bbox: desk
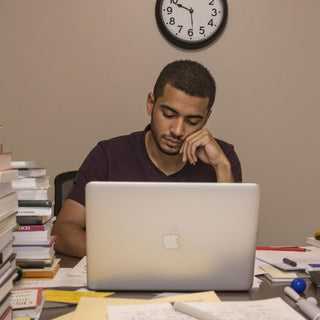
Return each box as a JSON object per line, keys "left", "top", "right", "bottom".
{"left": 38, "top": 254, "right": 320, "bottom": 320}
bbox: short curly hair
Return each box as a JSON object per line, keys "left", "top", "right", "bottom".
{"left": 153, "top": 60, "right": 216, "bottom": 110}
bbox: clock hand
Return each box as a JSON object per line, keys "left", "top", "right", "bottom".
{"left": 176, "top": 3, "right": 191, "bottom": 12}
{"left": 190, "top": 8, "right": 194, "bottom": 28}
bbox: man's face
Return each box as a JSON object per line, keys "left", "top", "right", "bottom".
{"left": 147, "top": 84, "right": 211, "bottom": 156}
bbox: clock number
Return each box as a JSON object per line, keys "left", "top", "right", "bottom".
{"left": 166, "top": 6, "right": 173, "bottom": 14}
{"left": 177, "top": 25, "right": 183, "bottom": 33}
{"left": 211, "top": 9, "right": 217, "bottom": 16}
{"left": 199, "top": 26, "right": 205, "bottom": 35}
{"left": 208, "top": 19, "right": 213, "bottom": 27}
{"left": 209, "top": 0, "right": 215, "bottom": 4}
{"left": 169, "top": 17, "right": 175, "bottom": 25}
{"left": 188, "top": 29, "right": 193, "bottom": 37}
{"left": 170, "top": 0, "right": 178, "bottom": 4}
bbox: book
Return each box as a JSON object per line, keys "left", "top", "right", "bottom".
{"left": 16, "top": 215, "right": 52, "bottom": 225}
{"left": 0, "top": 154, "right": 11, "bottom": 171}
{"left": 0, "top": 169, "right": 18, "bottom": 183}
{"left": 0, "top": 229, "right": 14, "bottom": 252}
{"left": 11, "top": 161, "right": 38, "bottom": 169}
{"left": 13, "top": 243, "right": 55, "bottom": 260}
{"left": 18, "top": 199, "right": 53, "bottom": 207}
{"left": 17, "top": 206, "right": 53, "bottom": 216}
{"left": 0, "top": 294, "right": 11, "bottom": 319}
{"left": 307, "top": 237, "right": 320, "bottom": 248}
{"left": 0, "top": 241, "right": 14, "bottom": 265}
{"left": 12, "top": 176, "right": 50, "bottom": 190}
{"left": 22, "top": 258, "right": 60, "bottom": 278}
{"left": 0, "top": 271, "right": 16, "bottom": 302}
{"left": 16, "top": 256, "right": 55, "bottom": 268}
{"left": 13, "top": 234, "right": 57, "bottom": 246}
{"left": 0, "top": 213, "right": 16, "bottom": 235}
{"left": 17, "top": 199, "right": 53, "bottom": 216}
{"left": 11, "top": 287, "right": 45, "bottom": 320}
{"left": 0, "top": 192, "right": 18, "bottom": 219}
{"left": 16, "top": 188, "right": 52, "bottom": 201}
{"left": 13, "top": 228, "right": 52, "bottom": 244}
{"left": 15, "top": 217, "right": 55, "bottom": 232}
{"left": 260, "top": 264, "right": 309, "bottom": 283}
{"left": 0, "top": 182, "right": 13, "bottom": 199}
{"left": 17, "top": 168, "right": 46, "bottom": 178}
{"left": 11, "top": 287, "right": 42, "bottom": 309}
{"left": 0, "top": 254, "right": 16, "bottom": 279}
{"left": 0, "top": 306, "right": 12, "bottom": 320}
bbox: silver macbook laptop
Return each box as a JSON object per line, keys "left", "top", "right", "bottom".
{"left": 86, "top": 182, "right": 260, "bottom": 291}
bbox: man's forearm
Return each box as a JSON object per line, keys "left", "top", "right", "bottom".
{"left": 214, "top": 160, "right": 234, "bottom": 182}
{"left": 53, "top": 222, "right": 86, "bottom": 258}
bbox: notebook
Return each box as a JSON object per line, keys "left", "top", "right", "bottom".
{"left": 86, "top": 182, "right": 260, "bottom": 291}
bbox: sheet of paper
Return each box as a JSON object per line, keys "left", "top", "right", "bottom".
{"left": 107, "top": 298, "right": 305, "bottom": 320}
{"left": 108, "top": 303, "right": 192, "bottom": 320}
{"left": 69, "top": 256, "right": 87, "bottom": 277}
{"left": 72, "top": 291, "right": 220, "bottom": 320}
{"left": 43, "top": 289, "right": 114, "bottom": 304}
{"left": 256, "top": 246, "right": 320, "bottom": 270}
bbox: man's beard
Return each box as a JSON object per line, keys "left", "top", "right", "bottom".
{"left": 150, "top": 123, "right": 182, "bottom": 156}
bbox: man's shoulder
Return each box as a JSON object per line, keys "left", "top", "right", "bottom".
{"left": 215, "top": 137, "right": 235, "bottom": 151}
{"left": 97, "top": 129, "right": 145, "bottom": 150}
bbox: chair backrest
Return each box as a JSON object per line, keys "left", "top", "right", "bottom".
{"left": 54, "top": 170, "right": 78, "bottom": 216}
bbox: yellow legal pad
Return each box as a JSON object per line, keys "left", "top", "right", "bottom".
{"left": 43, "top": 290, "right": 114, "bottom": 304}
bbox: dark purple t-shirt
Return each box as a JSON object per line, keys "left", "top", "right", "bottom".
{"left": 68, "top": 126, "right": 242, "bottom": 206}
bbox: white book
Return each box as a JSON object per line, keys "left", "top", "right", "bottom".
{"left": 0, "top": 169, "right": 18, "bottom": 183}
{"left": 16, "top": 188, "right": 52, "bottom": 201}
{"left": 0, "top": 182, "right": 13, "bottom": 199}
{"left": 17, "top": 168, "right": 46, "bottom": 178}
{"left": 11, "top": 161, "right": 39, "bottom": 169}
{"left": 0, "top": 192, "right": 18, "bottom": 220}
{"left": 12, "top": 176, "right": 50, "bottom": 190}
{"left": 17, "top": 206, "right": 53, "bottom": 216}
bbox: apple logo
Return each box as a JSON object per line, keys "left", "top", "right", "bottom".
{"left": 162, "top": 233, "right": 180, "bottom": 250}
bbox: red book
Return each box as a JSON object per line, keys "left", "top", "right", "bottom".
{"left": 15, "top": 217, "right": 55, "bottom": 232}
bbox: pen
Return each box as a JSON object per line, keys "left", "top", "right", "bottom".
{"left": 283, "top": 257, "right": 297, "bottom": 267}
{"left": 173, "top": 302, "right": 221, "bottom": 320}
{"left": 256, "top": 246, "right": 308, "bottom": 252}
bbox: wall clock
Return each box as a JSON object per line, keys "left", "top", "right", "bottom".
{"left": 155, "top": 0, "right": 228, "bottom": 50}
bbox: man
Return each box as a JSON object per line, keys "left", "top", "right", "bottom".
{"left": 52, "top": 60, "right": 242, "bottom": 258}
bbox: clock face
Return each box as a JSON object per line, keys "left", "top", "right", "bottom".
{"left": 155, "top": 0, "right": 228, "bottom": 50}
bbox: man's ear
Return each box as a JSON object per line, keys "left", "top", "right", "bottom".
{"left": 146, "top": 92, "right": 154, "bottom": 116}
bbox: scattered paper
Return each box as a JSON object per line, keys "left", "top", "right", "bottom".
{"left": 43, "top": 289, "right": 114, "bottom": 304}
{"left": 107, "top": 298, "right": 305, "bottom": 320}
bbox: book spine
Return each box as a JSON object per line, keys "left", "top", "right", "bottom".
{"left": 16, "top": 216, "right": 45, "bottom": 225}
{"left": 16, "top": 225, "right": 47, "bottom": 231}
{"left": 18, "top": 200, "right": 52, "bottom": 207}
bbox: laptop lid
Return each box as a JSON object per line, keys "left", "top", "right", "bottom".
{"left": 86, "top": 182, "right": 260, "bottom": 291}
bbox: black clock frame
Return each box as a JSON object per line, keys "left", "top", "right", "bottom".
{"left": 155, "top": 0, "right": 228, "bottom": 50}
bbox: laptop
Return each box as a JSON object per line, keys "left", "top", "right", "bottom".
{"left": 86, "top": 182, "right": 260, "bottom": 291}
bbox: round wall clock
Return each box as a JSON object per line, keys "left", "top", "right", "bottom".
{"left": 155, "top": 0, "right": 228, "bottom": 50}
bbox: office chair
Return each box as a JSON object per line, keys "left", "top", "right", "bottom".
{"left": 54, "top": 170, "right": 78, "bottom": 216}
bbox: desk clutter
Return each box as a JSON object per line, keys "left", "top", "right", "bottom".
{"left": 1, "top": 123, "right": 320, "bottom": 320}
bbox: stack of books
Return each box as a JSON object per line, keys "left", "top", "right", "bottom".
{"left": 11, "top": 161, "right": 59, "bottom": 278}
{"left": 0, "top": 143, "right": 19, "bottom": 319}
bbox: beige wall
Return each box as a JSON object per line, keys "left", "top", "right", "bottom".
{"left": 1, "top": 0, "right": 320, "bottom": 246}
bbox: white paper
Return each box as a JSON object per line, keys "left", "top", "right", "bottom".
{"left": 107, "top": 298, "right": 305, "bottom": 320}
{"left": 255, "top": 246, "right": 320, "bottom": 270}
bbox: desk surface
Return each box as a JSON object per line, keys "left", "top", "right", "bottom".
{"left": 38, "top": 254, "right": 320, "bottom": 320}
